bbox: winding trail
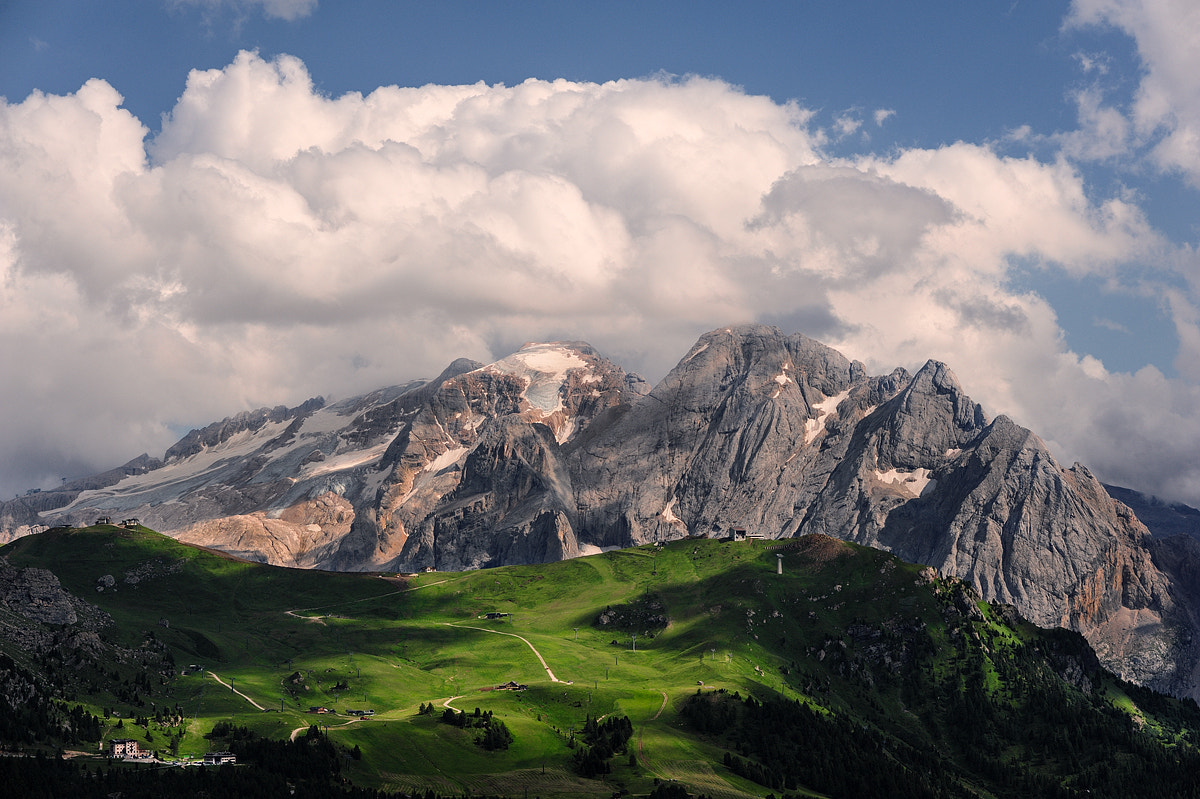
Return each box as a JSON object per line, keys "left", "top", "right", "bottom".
{"left": 209, "top": 671, "right": 265, "bottom": 711}
{"left": 443, "top": 623, "right": 564, "bottom": 683}
{"left": 289, "top": 716, "right": 362, "bottom": 741}
{"left": 651, "top": 690, "right": 668, "bottom": 720}
{"left": 284, "top": 578, "right": 451, "bottom": 621}
{"left": 284, "top": 609, "right": 326, "bottom": 624}
{"left": 637, "top": 691, "right": 670, "bottom": 769}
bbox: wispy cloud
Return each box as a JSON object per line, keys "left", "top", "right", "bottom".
{"left": 168, "top": 0, "right": 317, "bottom": 22}
{"left": 1056, "top": 85, "right": 1132, "bottom": 161}
{"left": 1094, "top": 316, "right": 1131, "bottom": 333}
{"left": 833, "top": 112, "right": 862, "bottom": 139}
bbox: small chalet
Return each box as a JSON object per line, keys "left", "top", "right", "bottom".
{"left": 721, "top": 525, "right": 766, "bottom": 542}
{"left": 121, "top": 518, "right": 141, "bottom": 528}
{"left": 95, "top": 516, "right": 113, "bottom": 526}
{"left": 308, "top": 706, "right": 332, "bottom": 714}
{"left": 202, "top": 751, "right": 237, "bottom": 765}
{"left": 346, "top": 708, "right": 375, "bottom": 717}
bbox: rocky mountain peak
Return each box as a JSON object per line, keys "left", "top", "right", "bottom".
{"left": 8, "top": 325, "right": 1200, "bottom": 698}
{"left": 165, "top": 396, "right": 326, "bottom": 461}
{"left": 667, "top": 324, "right": 862, "bottom": 397}
{"left": 870, "top": 359, "right": 989, "bottom": 469}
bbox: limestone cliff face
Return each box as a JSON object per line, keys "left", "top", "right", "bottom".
{"left": 329, "top": 341, "right": 634, "bottom": 571}
{"left": 8, "top": 324, "right": 1200, "bottom": 696}
{"left": 388, "top": 418, "right": 580, "bottom": 571}
{"left": 568, "top": 326, "right": 869, "bottom": 545}
{"left": 563, "top": 328, "right": 1198, "bottom": 697}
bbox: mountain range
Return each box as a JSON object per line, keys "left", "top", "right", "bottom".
{"left": 4, "top": 324, "right": 1200, "bottom": 699}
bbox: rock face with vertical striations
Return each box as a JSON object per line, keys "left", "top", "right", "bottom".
{"left": 0, "top": 557, "right": 100, "bottom": 627}
{"left": 5, "top": 324, "right": 1200, "bottom": 697}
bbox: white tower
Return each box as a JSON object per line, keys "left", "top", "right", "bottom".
{"left": 777, "top": 554, "right": 783, "bottom": 575}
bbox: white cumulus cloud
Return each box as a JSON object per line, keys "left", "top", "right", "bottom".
{"left": 1, "top": 50, "right": 1199, "bottom": 511}
{"left": 1068, "top": 0, "right": 1200, "bottom": 186}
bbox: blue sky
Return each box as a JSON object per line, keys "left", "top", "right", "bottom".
{"left": 1, "top": 0, "right": 1199, "bottom": 509}
{"left": 5, "top": 3, "right": 1087, "bottom": 153}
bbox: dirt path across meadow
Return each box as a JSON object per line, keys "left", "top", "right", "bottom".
{"left": 443, "top": 623, "right": 565, "bottom": 683}
{"left": 284, "top": 578, "right": 451, "bottom": 621}
{"left": 289, "top": 716, "right": 362, "bottom": 741}
{"left": 209, "top": 671, "right": 266, "bottom": 711}
{"left": 637, "top": 691, "right": 669, "bottom": 768}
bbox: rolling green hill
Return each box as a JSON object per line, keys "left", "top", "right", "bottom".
{"left": 3, "top": 525, "right": 1200, "bottom": 798}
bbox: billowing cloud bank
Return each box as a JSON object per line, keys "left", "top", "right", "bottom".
{"left": 2, "top": 49, "right": 1199, "bottom": 507}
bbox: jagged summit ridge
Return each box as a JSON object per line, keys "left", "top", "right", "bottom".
{"left": 3, "top": 324, "right": 1200, "bottom": 698}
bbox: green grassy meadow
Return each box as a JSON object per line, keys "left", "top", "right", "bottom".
{"left": 6, "top": 524, "right": 1200, "bottom": 798}
{"left": 7, "top": 526, "right": 865, "bottom": 796}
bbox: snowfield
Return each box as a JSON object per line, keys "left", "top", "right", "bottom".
{"left": 481, "top": 343, "right": 590, "bottom": 413}
{"left": 874, "top": 467, "right": 937, "bottom": 497}
{"left": 803, "top": 389, "right": 851, "bottom": 445}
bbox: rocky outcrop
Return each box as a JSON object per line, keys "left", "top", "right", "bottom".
{"left": 173, "top": 491, "right": 354, "bottom": 567}
{"left": 0, "top": 556, "right": 176, "bottom": 719}
{"left": 1, "top": 560, "right": 79, "bottom": 625}
{"left": 0, "top": 557, "right": 113, "bottom": 640}
{"left": 392, "top": 418, "right": 580, "bottom": 571}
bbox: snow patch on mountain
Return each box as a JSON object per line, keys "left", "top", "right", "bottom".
{"left": 49, "top": 422, "right": 292, "bottom": 515}
{"left": 422, "top": 446, "right": 470, "bottom": 475}
{"left": 683, "top": 341, "right": 709, "bottom": 363}
{"left": 874, "top": 467, "right": 936, "bottom": 497}
{"left": 297, "top": 405, "right": 367, "bottom": 436}
{"left": 661, "top": 497, "right": 686, "bottom": 527}
{"left": 803, "top": 389, "right": 851, "bottom": 444}
{"left": 480, "top": 343, "right": 590, "bottom": 413}
{"left": 302, "top": 441, "right": 391, "bottom": 478}
{"left": 555, "top": 417, "right": 578, "bottom": 444}
{"left": 573, "top": 543, "right": 623, "bottom": 558}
